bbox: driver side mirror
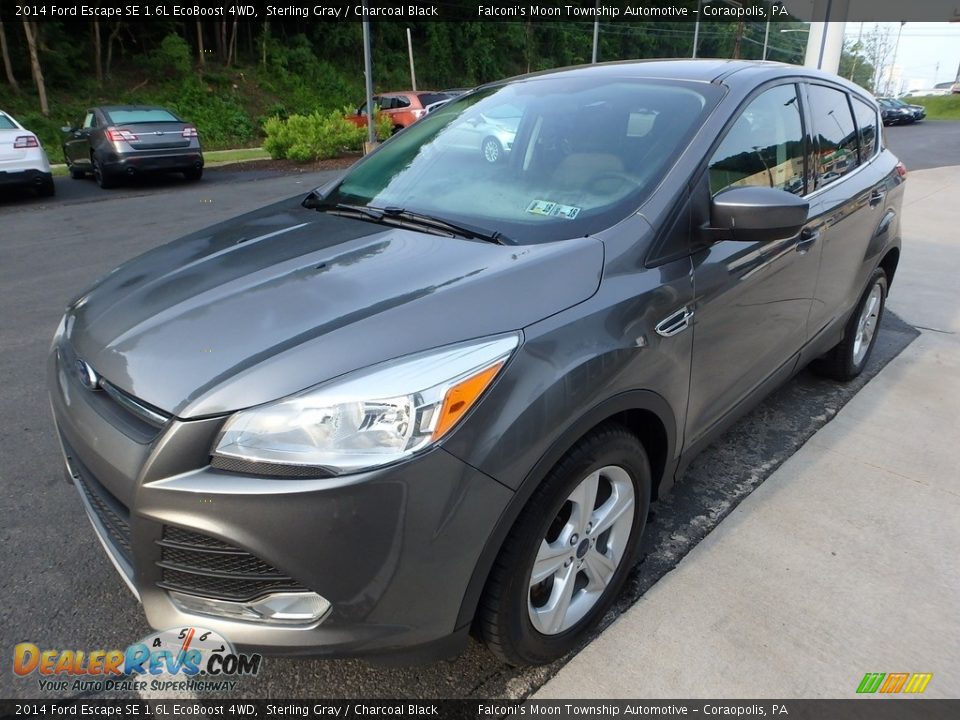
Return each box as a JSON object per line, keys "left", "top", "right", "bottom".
{"left": 705, "top": 186, "right": 809, "bottom": 243}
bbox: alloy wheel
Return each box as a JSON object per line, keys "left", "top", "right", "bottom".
{"left": 852, "top": 281, "right": 882, "bottom": 365}
{"left": 527, "top": 465, "right": 635, "bottom": 635}
{"left": 482, "top": 138, "right": 501, "bottom": 163}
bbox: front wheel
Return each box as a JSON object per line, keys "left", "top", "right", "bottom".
{"left": 183, "top": 167, "right": 203, "bottom": 181}
{"left": 813, "top": 268, "right": 888, "bottom": 381}
{"left": 478, "top": 424, "right": 651, "bottom": 666}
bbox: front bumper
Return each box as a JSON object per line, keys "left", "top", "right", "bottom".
{"left": 0, "top": 168, "right": 52, "bottom": 189}
{"left": 48, "top": 344, "right": 513, "bottom": 658}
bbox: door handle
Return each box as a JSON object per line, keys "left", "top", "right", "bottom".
{"left": 796, "top": 227, "right": 820, "bottom": 253}
{"left": 869, "top": 189, "right": 886, "bottom": 207}
{"left": 655, "top": 306, "right": 694, "bottom": 337}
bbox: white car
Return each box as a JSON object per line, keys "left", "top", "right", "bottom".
{"left": 0, "top": 110, "right": 54, "bottom": 196}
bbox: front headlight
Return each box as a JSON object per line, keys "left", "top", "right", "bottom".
{"left": 212, "top": 333, "right": 520, "bottom": 475}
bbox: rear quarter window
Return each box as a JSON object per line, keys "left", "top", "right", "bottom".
{"left": 0, "top": 114, "right": 17, "bottom": 130}
{"left": 852, "top": 97, "right": 879, "bottom": 163}
{"left": 417, "top": 93, "right": 455, "bottom": 107}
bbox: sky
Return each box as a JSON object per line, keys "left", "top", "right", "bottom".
{"left": 845, "top": 22, "right": 960, "bottom": 89}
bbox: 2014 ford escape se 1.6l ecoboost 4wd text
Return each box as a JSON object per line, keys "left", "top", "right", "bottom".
{"left": 49, "top": 61, "right": 904, "bottom": 666}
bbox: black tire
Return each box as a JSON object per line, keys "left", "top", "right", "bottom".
{"left": 481, "top": 136, "right": 503, "bottom": 164}
{"left": 812, "top": 267, "right": 888, "bottom": 381}
{"left": 183, "top": 167, "right": 203, "bottom": 181}
{"left": 37, "top": 177, "right": 55, "bottom": 197}
{"left": 68, "top": 164, "right": 85, "bottom": 180}
{"left": 92, "top": 155, "right": 118, "bottom": 189}
{"left": 478, "top": 423, "right": 651, "bottom": 666}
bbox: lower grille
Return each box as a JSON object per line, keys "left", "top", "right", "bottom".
{"left": 156, "top": 526, "right": 306, "bottom": 602}
{"left": 69, "top": 449, "right": 133, "bottom": 565}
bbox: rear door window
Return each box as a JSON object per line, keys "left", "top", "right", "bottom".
{"left": 851, "top": 97, "right": 879, "bottom": 163}
{"left": 709, "top": 83, "right": 806, "bottom": 196}
{"left": 807, "top": 85, "right": 858, "bottom": 189}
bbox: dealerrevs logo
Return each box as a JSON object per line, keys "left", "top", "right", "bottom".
{"left": 13, "top": 627, "right": 261, "bottom": 693}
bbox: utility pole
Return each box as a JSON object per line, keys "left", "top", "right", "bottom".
{"left": 406, "top": 27, "right": 417, "bottom": 90}
{"left": 762, "top": 18, "right": 770, "bottom": 61}
{"left": 591, "top": 0, "right": 599, "bottom": 63}
{"left": 592, "top": 20, "right": 599, "bottom": 63}
{"left": 362, "top": 1, "right": 376, "bottom": 149}
{"left": 888, "top": 21, "right": 905, "bottom": 95}
{"left": 692, "top": 0, "right": 701, "bottom": 58}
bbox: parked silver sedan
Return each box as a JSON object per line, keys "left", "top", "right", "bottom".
{"left": 435, "top": 103, "right": 522, "bottom": 163}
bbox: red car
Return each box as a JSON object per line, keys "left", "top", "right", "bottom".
{"left": 346, "top": 91, "right": 457, "bottom": 134}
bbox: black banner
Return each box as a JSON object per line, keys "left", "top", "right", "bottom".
{"left": 2, "top": 0, "right": 959, "bottom": 24}
{"left": 2, "top": 700, "right": 960, "bottom": 720}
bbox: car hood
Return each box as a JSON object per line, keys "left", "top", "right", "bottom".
{"left": 67, "top": 198, "right": 603, "bottom": 418}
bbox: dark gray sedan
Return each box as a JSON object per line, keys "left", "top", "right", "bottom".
{"left": 62, "top": 105, "right": 203, "bottom": 188}
{"left": 49, "top": 61, "right": 903, "bottom": 666}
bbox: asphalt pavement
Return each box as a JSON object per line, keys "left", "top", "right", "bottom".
{"left": 0, "top": 123, "right": 953, "bottom": 700}
{"left": 883, "top": 119, "right": 960, "bottom": 170}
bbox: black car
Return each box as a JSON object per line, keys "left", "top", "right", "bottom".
{"left": 878, "top": 97, "right": 926, "bottom": 122}
{"left": 49, "top": 61, "right": 904, "bottom": 666}
{"left": 62, "top": 105, "right": 203, "bottom": 188}
{"left": 877, "top": 97, "right": 916, "bottom": 125}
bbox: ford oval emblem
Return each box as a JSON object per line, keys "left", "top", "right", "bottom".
{"left": 75, "top": 359, "right": 99, "bottom": 391}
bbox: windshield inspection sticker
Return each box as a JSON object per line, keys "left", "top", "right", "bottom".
{"left": 526, "top": 199, "right": 581, "bottom": 219}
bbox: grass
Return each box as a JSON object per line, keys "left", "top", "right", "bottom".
{"left": 902, "top": 94, "right": 960, "bottom": 121}
{"left": 203, "top": 147, "right": 269, "bottom": 165}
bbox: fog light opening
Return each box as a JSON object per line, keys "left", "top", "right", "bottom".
{"left": 169, "top": 590, "right": 331, "bottom": 625}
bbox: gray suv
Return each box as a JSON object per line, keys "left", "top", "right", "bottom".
{"left": 49, "top": 61, "right": 903, "bottom": 666}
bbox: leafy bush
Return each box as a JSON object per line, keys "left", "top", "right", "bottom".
{"left": 264, "top": 110, "right": 366, "bottom": 162}
{"left": 147, "top": 34, "right": 192, "bottom": 80}
{"left": 375, "top": 111, "right": 394, "bottom": 142}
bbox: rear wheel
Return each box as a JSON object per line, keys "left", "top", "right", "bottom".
{"left": 478, "top": 424, "right": 651, "bottom": 666}
{"left": 482, "top": 137, "right": 503, "bottom": 164}
{"left": 813, "top": 268, "right": 888, "bottom": 381}
{"left": 92, "top": 155, "right": 118, "bottom": 189}
{"left": 68, "top": 163, "right": 85, "bottom": 180}
{"left": 183, "top": 167, "right": 203, "bottom": 181}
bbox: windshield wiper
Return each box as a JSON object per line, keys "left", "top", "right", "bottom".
{"left": 307, "top": 198, "right": 509, "bottom": 245}
{"left": 379, "top": 206, "right": 509, "bottom": 245}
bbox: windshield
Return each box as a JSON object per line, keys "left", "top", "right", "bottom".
{"left": 327, "top": 76, "right": 718, "bottom": 244}
{"left": 106, "top": 108, "right": 180, "bottom": 124}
